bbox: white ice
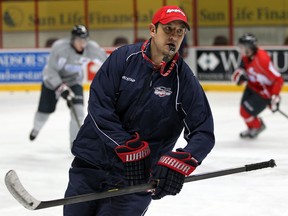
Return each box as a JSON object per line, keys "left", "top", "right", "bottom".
{"left": 0, "top": 90, "right": 287, "bottom": 216}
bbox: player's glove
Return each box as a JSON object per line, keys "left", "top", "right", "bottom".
{"left": 151, "top": 151, "right": 198, "bottom": 200}
{"left": 55, "top": 83, "right": 74, "bottom": 100}
{"left": 115, "top": 132, "right": 151, "bottom": 186}
{"left": 270, "top": 94, "right": 281, "bottom": 112}
{"left": 232, "top": 68, "right": 248, "bottom": 85}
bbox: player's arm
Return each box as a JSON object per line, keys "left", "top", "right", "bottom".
{"left": 265, "top": 61, "right": 284, "bottom": 95}
{"left": 269, "top": 73, "right": 284, "bottom": 112}
{"left": 88, "top": 48, "right": 133, "bottom": 148}
{"left": 43, "top": 48, "right": 73, "bottom": 100}
{"left": 89, "top": 40, "right": 108, "bottom": 63}
{"left": 231, "top": 60, "right": 248, "bottom": 85}
{"left": 152, "top": 71, "right": 215, "bottom": 200}
{"left": 262, "top": 59, "right": 284, "bottom": 112}
{"left": 177, "top": 79, "right": 215, "bottom": 163}
{"left": 88, "top": 48, "right": 152, "bottom": 185}
{"left": 84, "top": 41, "right": 109, "bottom": 78}
{"left": 43, "top": 44, "right": 65, "bottom": 90}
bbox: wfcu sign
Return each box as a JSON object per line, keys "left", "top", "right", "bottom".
{"left": 196, "top": 47, "right": 288, "bottom": 81}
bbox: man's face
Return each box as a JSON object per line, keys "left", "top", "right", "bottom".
{"left": 72, "top": 37, "right": 88, "bottom": 52}
{"left": 150, "top": 21, "right": 186, "bottom": 56}
{"left": 238, "top": 44, "right": 253, "bottom": 57}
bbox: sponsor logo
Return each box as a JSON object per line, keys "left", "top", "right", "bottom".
{"left": 197, "top": 52, "right": 220, "bottom": 71}
{"left": 122, "top": 75, "right": 135, "bottom": 82}
{"left": 125, "top": 147, "right": 150, "bottom": 162}
{"left": 3, "top": 7, "right": 24, "bottom": 28}
{"left": 154, "top": 86, "right": 172, "bottom": 97}
{"left": 158, "top": 156, "right": 191, "bottom": 174}
{"left": 166, "top": 9, "right": 185, "bottom": 17}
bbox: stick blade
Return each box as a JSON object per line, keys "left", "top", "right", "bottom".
{"left": 5, "top": 170, "right": 41, "bottom": 210}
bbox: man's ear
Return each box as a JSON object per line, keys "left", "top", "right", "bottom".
{"left": 149, "top": 23, "right": 156, "bottom": 37}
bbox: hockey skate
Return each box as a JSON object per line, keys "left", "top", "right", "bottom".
{"left": 240, "top": 120, "right": 266, "bottom": 139}
{"left": 29, "top": 129, "right": 39, "bottom": 141}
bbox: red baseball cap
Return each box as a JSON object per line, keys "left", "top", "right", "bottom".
{"left": 152, "top": 6, "right": 190, "bottom": 31}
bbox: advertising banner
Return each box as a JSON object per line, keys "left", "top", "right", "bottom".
{"left": 0, "top": 49, "right": 114, "bottom": 84}
{"left": 3, "top": 0, "right": 288, "bottom": 32}
{"left": 1, "top": 47, "right": 287, "bottom": 87}
{"left": 0, "top": 50, "right": 49, "bottom": 83}
{"left": 196, "top": 47, "right": 288, "bottom": 81}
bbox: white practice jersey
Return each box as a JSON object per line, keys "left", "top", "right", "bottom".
{"left": 43, "top": 38, "right": 107, "bottom": 90}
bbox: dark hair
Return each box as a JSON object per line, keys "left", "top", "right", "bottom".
{"left": 213, "top": 35, "right": 228, "bottom": 46}
{"left": 113, "top": 37, "right": 129, "bottom": 46}
{"left": 154, "top": 22, "right": 160, "bottom": 32}
{"left": 284, "top": 36, "right": 288, "bottom": 45}
{"left": 45, "top": 38, "right": 58, "bottom": 48}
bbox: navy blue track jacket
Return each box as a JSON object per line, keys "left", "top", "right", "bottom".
{"left": 72, "top": 41, "right": 215, "bottom": 168}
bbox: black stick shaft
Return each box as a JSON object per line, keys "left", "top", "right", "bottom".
{"left": 67, "top": 99, "right": 81, "bottom": 128}
{"left": 36, "top": 159, "right": 276, "bottom": 209}
{"left": 184, "top": 167, "right": 245, "bottom": 183}
{"left": 185, "top": 159, "right": 276, "bottom": 183}
{"left": 278, "top": 109, "right": 288, "bottom": 119}
{"left": 38, "top": 184, "right": 154, "bottom": 209}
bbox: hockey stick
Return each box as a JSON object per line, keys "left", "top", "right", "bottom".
{"left": 277, "top": 109, "right": 288, "bottom": 119}
{"left": 5, "top": 159, "right": 276, "bottom": 210}
{"left": 67, "top": 97, "right": 81, "bottom": 129}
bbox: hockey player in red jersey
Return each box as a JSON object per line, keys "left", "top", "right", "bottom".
{"left": 232, "top": 33, "right": 284, "bottom": 138}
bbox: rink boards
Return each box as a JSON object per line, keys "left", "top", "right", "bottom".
{"left": 0, "top": 46, "right": 287, "bottom": 92}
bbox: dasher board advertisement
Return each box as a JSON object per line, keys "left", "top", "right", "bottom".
{"left": 196, "top": 47, "right": 288, "bottom": 81}
{"left": 0, "top": 50, "right": 49, "bottom": 83}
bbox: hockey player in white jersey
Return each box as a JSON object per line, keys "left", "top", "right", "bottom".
{"left": 29, "top": 25, "right": 107, "bottom": 146}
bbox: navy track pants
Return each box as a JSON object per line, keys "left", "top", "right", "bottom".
{"left": 64, "top": 157, "right": 152, "bottom": 216}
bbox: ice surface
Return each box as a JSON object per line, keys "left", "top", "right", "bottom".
{"left": 0, "top": 90, "right": 287, "bottom": 216}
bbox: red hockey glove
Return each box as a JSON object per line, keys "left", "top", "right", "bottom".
{"left": 115, "top": 132, "right": 151, "bottom": 186}
{"left": 270, "top": 94, "right": 281, "bottom": 112}
{"left": 151, "top": 151, "right": 198, "bottom": 200}
{"left": 232, "top": 68, "right": 248, "bottom": 85}
{"left": 55, "top": 83, "right": 74, "bottom": 100}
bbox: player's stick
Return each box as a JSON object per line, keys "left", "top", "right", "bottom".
{"left": 5, "top": 159, "right": 276, "bottom": 211}
{"left": 67, "top": 97, "right": 81, "bottom": 129}
{"left": 278, "top": 109, "right": 288, "bottom": 119}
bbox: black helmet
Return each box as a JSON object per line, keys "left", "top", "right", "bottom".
{"left": 238, "top": 33, "right": 257, "bottom": 52}
{"left": 71, "top": 25, "right": 89, "bottom": 39}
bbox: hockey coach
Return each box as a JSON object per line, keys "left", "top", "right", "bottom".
{"left": 64, "top": 5, "right": 215, "bottom": 216}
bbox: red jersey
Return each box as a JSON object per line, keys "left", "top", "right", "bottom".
{"left": 242, "top": 48, "right": 284, "bottom": 99}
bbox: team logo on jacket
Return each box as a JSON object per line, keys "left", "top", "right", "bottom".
{"left": 154, "top": 86, "right": 172, "bottom": 97}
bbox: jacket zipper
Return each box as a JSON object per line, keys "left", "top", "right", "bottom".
{"left": 126, "top": 71, "right": 156, "bottom": 129}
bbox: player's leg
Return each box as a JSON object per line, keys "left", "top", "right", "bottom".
{"left": 63, "top": 157, "right": 123, "bottom": 216}
{"left": 239, "top": 87, "right": 270, "bottom": 138}
{"left": 63, "top": 168, "right": 106, "bottom": 216}
{"left": 29, "top": 83, "right": 58, "bottom": 141}
{"left": 69, "top": 84, "right": 84, "bottom": 147}
{"left": 64, "top": 157, "right": 151, "bottom": 216}
{"left": 65, "top": 187, "right": 151, "bottom": 216}
{"left": 97, "top": 192, "right": 151, "bottom": 216}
